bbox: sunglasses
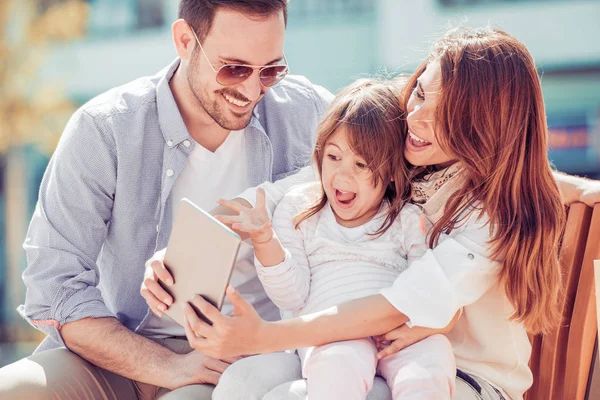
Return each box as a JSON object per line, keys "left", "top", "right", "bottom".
{"left": 189, "top": 24, "right": 289, "bottom": 87}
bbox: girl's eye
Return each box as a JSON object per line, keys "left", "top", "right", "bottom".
{"left": 412, "top": 87, "right": 425, "bottom": 100}
{"left": 356, "top": 162, "right": 367, "bottom": 169}
{"left": 327, "top": 154, "right": 339, "bottom": 161}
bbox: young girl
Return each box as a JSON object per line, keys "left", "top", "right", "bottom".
{"left": 212, "top": 78, "right": 456, "bottom": 399}
{"left": 179, "top": 27, "right": 571, "bottom": 400}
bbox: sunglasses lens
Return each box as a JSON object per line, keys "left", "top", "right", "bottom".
{"left": 217, "top": 65, "right": 253, "bottom": 86}
{"left": 259, "top": 65, "right": 289, "bottom": 87}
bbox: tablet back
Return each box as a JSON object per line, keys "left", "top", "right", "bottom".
{"left": 162, "top": 198, "right": 241, "bottom": 327}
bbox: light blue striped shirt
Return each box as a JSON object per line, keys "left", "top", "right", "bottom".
{"left": 18, "top": 58, "right": 333, "bottom": 352}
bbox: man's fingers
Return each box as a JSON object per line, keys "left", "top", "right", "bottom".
{"left": 151, "top": 260, "right": 174, "bottom": 287}
{"left": 143, "top": 279, "right": 173, "bottom": 307}
{"left": 204, "top": 358, "right": 230, "bottom": 374}
{"left": 140, "top": 288, "right": 166, "bottom": 317}
{"left": 201, "top": 368, "right": 222, "bottom": 386}
{"left": 221, "top": 356, "right": 243, "bottom": 364}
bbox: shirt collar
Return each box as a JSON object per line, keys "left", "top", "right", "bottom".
{"left": 156, "top": 58, "right": 263, "bottom": 146}
{"left": 156, "top": 58, "right": 191, "bottom": 147}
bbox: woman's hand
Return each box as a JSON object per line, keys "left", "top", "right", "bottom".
{"left": 580, "top": 179, "right": 600, "bottom": 207}
{"left": 216, "top": 188, "right": 273, "bottom": 244}
{"left": 374, "top": 309, "right": 461, "bottom": 359}
{"left": 374, "top": 325, "right": 446, "bottom": 360}
{"left": 182, "top": 286, "right": 269, "bottom": 359}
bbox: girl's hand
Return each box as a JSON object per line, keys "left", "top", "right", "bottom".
{"left": 374, "top": 309, "right": 461, "bottom": 359}
{"left": 182, "top": 286, "right": 269, "bottom": 359}
{"left": 216, "top": 188, "right": 273, "bottom": 244}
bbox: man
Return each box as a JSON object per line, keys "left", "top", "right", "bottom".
{"left": 0, "top": 1, "right": 333, "bottom": 398}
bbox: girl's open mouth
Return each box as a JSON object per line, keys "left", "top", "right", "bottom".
{"left": 335, "top": 189, "right": 357, "bottom": 208}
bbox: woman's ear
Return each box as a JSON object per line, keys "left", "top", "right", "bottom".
{"left": 172, "top": 19, "right": 196, "bottom": 61}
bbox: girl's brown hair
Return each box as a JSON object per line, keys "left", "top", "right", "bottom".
{"left": 296, "top": 78, "right": 411, "bottom": 235}
{"left": 401, "top": 27, "right": 566, "bottom": 334}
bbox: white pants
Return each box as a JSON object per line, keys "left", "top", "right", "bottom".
{"left": 213, "top": 334, "right": 456, "bottom": 400}
{"left": 298, "top": 335, "right": 455, "bottom": 400}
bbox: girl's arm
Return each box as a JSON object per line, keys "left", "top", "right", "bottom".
{"left": 217, "top": 189, "right": 311, "bottom": 311}
{"left": 254, "top": 192, "right": 311, "bottom": 311}
{"left": 182, "top": 212, "right": 499, "bottom": 359}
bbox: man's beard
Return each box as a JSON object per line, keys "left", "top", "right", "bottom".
{"left": 187, "top": 57, "right": 262, "bottom": 131}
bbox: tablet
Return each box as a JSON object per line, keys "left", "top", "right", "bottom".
{"left": 161, "top": 198, "right": 241, "bottom": 327}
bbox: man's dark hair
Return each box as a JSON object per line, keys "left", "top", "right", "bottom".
{"left": 178, "top": 0, "right": 288, "bottom": 43}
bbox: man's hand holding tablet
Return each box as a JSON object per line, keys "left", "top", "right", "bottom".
{"left": 140, "top": 198, "right": 243, "bottom": 325}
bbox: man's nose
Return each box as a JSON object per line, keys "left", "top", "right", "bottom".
{"left": 236, "top": 71, "right": 263, "bottom": 102}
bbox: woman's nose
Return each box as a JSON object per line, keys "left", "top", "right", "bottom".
{"left": 408, "top": 106, "right": 429, "bottom": 129}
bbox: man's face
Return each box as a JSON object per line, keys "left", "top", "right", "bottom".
{"left": 187, "top": 9, "right": 286, "bottom": 131}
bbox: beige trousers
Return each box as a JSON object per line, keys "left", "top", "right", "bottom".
{"left": 0, "top": 338, "right": 213, "bottom": 400}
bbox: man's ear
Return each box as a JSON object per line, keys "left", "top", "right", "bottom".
{"left": 172, "top": 19, "right": 196, "bottom": 61}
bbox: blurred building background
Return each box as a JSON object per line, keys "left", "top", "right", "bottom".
{"left": 1, "top": 0, "right": 599, "bottom": 367}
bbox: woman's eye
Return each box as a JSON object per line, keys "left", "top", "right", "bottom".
{"left": 412, "top": 88, "right": 425, "bottom": 100}
{"left": 327, "top": 154, "right": 339, "bottom": 161}
{"left": 356, "top": 162, "right": 367, "bottom": 169}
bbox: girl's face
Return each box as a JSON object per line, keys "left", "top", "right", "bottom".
{"left": 405, "top": 61, "right": 455, "bottom": 167}
{"left": 321, "top": 127, "right": 388, "bottom": 228}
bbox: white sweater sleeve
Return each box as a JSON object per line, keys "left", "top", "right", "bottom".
{"left": 255, "top": 191, "right": 311, "bottom": 312}
{"left": 237, "top": 165, "right": 318, "bottom": 217}
{"left": 381, "top": 213, "right": 500, "bottom": 329}
{"left": 396, "top": 204, "right": 429, "bottom": 266}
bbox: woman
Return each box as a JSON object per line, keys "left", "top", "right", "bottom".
{"left": 146, "top": 27, "right": 600, "bottom": 399}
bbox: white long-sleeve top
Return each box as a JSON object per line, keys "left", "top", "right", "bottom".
{"left": 239, "top": 171, "right": 532, "bottom": 400}
{"left": 255, "top": 184, "right": 427, "bottom": 317}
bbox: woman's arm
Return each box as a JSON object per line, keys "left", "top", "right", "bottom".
{"left": 183, "top": 213, "right": 499, "bottom": 359}
{"left": 183, "top": 288, "right": 408, "bottom": 359}
{"left": 553, "top": 171, "right": 600, "bottom": 206}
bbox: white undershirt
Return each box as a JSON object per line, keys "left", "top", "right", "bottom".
{"left": 140, "top": 130, "right": 279, "bottom": 338}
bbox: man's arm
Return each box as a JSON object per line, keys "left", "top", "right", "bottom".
{"left": 62, "top": 317, "right": 224, "bottom": 389}
{"left": 19, "top": 110, "right": 227, "bottom": 388}
{"left": 554, "top": 171, "right": 600, "bottom": 206}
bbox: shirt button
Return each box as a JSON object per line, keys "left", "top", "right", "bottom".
{"left": 167, "top": 140, "right": 173, "bottom": 147}
{"left": 166, "top": 169, "right": 174, "bottom": 177}
{"left": 156, "top": 225, "right": 159, "bottom": 232}
{"left": 467, "top": 253, "right": 475, "bottom": 260}
{"left": 183, "top": 140, "right": 191, "bottom": 147}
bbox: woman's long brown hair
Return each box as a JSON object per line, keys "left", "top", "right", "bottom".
{"left": 400, "top": 27, "right": 566, "bottom": 334}
{"left": 296, "top": 78, "right": 411, "bottom": 235}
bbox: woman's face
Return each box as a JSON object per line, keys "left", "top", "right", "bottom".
{"left": 405, "top": 61, "right": 455, "bottom": 167}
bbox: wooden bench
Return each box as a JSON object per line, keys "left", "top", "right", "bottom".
{"left": 526, "top": 203, "right": 600, "bottom": 399}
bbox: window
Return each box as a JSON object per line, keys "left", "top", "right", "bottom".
{"left": 290, "top": 0, "right": 375, "bottom": 20}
